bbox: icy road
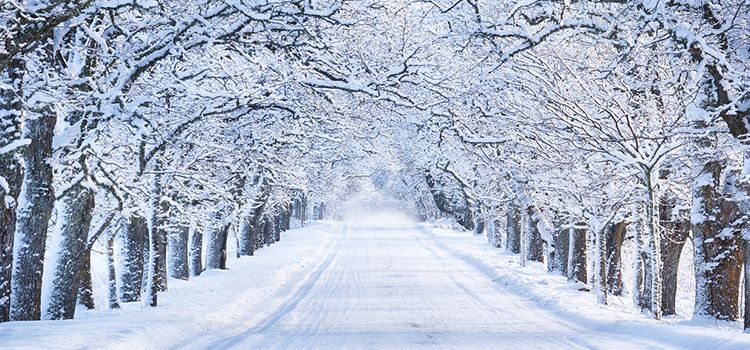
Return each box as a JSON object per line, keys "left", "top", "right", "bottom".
{"left": 2, "top": 214, "right": 748, "bottom": 349}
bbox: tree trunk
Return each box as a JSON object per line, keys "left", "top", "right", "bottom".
{"left": 0, "top": 55, "right": 24, "bottom": 323}
{"left": 189, "top": 224, "right": 203, "bottom": 277}
{"left": 274, "top": 215, "right": 281, "bottom": 242}
{"left": 146, "top": 170, "right": 162, "bottom": 307}
{"left": 744, "top": 238, "right": 750, "bottom": 332}
{"left": 239, "top": 216, "right": 254, "bottom": 256}
{"left": 692, "top": 159, "right": 744, "bottom": 321}
{"left": 568, "top": 224, "right": 587, "bottom": 284}
{"left": 658, "top": 187, "right": 690, "bottom": 316}
{"left": 506, "top": 205, "right": 521, "bottom": 254}
{"left": 606, "top": 222, "right": 627, "bottom": 296}
{"left": 155, "top": 200, "right": 169, "bottom": 292}
{"left": 77, "top": 249, "right": 95, "bottom": 310}
{"left": 168, "top": 223, "right": 190, "bottom": 280}
{"left": 527, "top": 214, "right": 544, "bottom": 263}
{"left": 206, "top": 220, "right": 230, "bottom": 270}
{"left": 10, "top": 106, "right": 56, "bottom": 321}
{"left": 120, "top": 215, "right": 147, "bottom": 302}
{"left": 238, "top": 215, "right": 253, "bottom": 256}
{"left": 594, "top": 221, "right": 608, "bottom": 305}
{"left": 488, "top": 218, "right": 502, "bottom": 248}
{"left": 473, "top": 218, "right": 486, "bottom": 236}
{"left": 107, "top": 234, "right": 119, "bottom": 309}
{"left": 264, "top": 216, "right": 274, "bottom": 246}
{"left": 553, "top": 227, "right": 569, "bottom": 275}
{"left": 46, "top": 186, "right": 95, "bottom": 320}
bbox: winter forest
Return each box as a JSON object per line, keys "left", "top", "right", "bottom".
{"left": 1, "top": 0, "right": 750, "bottom": 348}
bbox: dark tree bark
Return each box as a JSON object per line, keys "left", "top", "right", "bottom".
{"left": 552, "top": 228, "right": 569, "bottom": 275}
{"left": 0, "top": 55, "right": 24, "bottom": 323}
{"left": 606, "top": 221, "right": 627, "bottom": 296}
{"left": 77, "top": 249, "right": 95, "bottom": 310}
{"left": 568, "top": 224, "right": 587, "bottom": 284}
{"left": 168, "top": 223, "right": 190, "bottom": 280}
{"left": 10, "top": 105, "right": 56, "bottom": 321}
{"left": 46, "top": 187, "right": 95, "bottom": 320}
{"left": 264, "top": 216, "right": 274, "bottom": 246}
{"left": 189, "top": 224, "right": 203, "bottom": 277}
{"left": 506, "top": 205, "right": 521, "bottom": 254}
{"left": 473, "top": 218, "right": 486, "bottom": 236}
{"left": 120, "top": 216, "right": 148, "bottom": 302}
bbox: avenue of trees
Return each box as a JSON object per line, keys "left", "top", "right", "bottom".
{"left": 2, "top": 0, "right": 750, "bottom": 334}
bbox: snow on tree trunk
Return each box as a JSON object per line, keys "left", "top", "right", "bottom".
{"left": 189, "top": 223, "right": 203, "bottom": 277}
{"left": 606, "top": 222, "right": 627, "bottom": 296}
{"left": 10, "top": 105, "right": 56, "bottom": 321}
{"left": 645, "top": 171, "right": 664, "bottom": 320}
{"left": 120, "top": 215, "right": 147, "bottom": 302}
{"left": 488, "top": 218, "right": 502, "bottom": 248}
{"left": 591, "top": 216, "right": 607, "bottom": 305}
{"left": 527, "top": 214, "right": 544, "bottom": 263}
{"left": 107, "top": 234, "right": 119, "bottom": 310}
{"left": 506, "top": 205, "right": 521, "bottom": 254}
{"left": 155, "top": 200, "right": 169, "bottom": 293}
{"left": 145, "top": 169, "right": 162, "bottom": 307}
{"left": 692, "top": 155, "right": 744, "bottom": 321}
{"left": 0, "top": 54, "right": 24, "bottom": 323}
{"left": 46, "top": 186, "right": 95, "bottom": 320}
{"left": 168, "top": 223, "right": 189, "bottom": 280}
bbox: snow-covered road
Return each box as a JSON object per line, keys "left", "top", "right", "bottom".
{"left": 3, "top": 215, "right": 749, "bottom": 349}
{"left": 183, "top": 216, "right": 742, "bottom": 350}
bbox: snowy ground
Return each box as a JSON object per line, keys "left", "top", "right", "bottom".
{"left": 2, "top": 214, "right": 749, "bottom": 349}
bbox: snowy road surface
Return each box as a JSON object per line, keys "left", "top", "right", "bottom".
{"left": 2, "top": 214, "right": 749, "bottom": 349}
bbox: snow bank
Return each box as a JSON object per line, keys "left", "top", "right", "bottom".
{"left": 418, "top": 223, "right": 750, "bottom": 349}
{"left": 0, "top": 222, "right": 344, "bottom": 350}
